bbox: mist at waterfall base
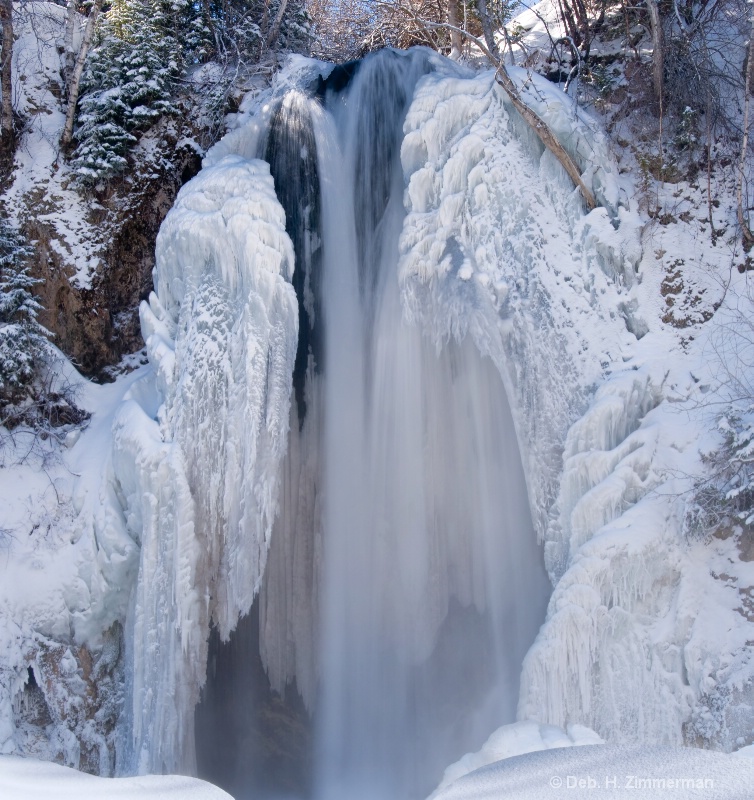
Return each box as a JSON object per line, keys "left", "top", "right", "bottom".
{"left": 184, "top": 51, "right": 550, "bottom": 800}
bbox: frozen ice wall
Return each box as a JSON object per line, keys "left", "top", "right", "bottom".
{"left": 401, "top": 65, "right": 754, "bottom": 754}
{"left": 399, "top": 67, "right": 636, "bottom": 539}
{"left": 110, "top": 157, "right": 298, "bottom": 773}
{"left": 195, "top": 50, "right": 553, "bottom": 799}
{"left": 396, "top": 65, "right": 716, "bottom": 754}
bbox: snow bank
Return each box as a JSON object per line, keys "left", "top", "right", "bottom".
{"left": 431, "top": 743, "right": 753, "bottom": 799}
{"left": 110, "top": 156, "right": 297, "bottom": 773}
{"left": 0, "top": 755, "right": 233, "bottom": 800}
{"left": 429, "top": 720, "right": 604, "bottom": 796}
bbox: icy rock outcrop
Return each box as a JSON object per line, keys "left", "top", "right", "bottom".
{"left": 547, "top": 374, "right": 663, "bottom": 576}
{"left": 0, "top": 617, "right": 122, "bottom": 774}
{"left": 518, "top": 364, "right": 730, "bottom": 747}
{"left": 111, "top": 156, "right": 297, "bottom": 773}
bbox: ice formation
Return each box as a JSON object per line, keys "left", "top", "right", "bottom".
{"left": 399, "top": 67, "right": 635, "bottom": 535}
{"left": 518, "top": 370, "right": 690, "bottom": 742}
{"left": 395, "top": 63, "right": 754, "bottom": 757}
{"left": 395, "top": 62, "right": 713, "bottom": 756}
{"left": 111, "top": 157, "right": 298, "bottom": 773}
{"left": 103, "top": 47, "right": 641, "bottom": 794}
{"left": 518, "top": 353, "right": 754, "bottom": 751}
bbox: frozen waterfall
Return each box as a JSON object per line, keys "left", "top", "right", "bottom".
{"left": 111, "top": 47, "right": 597, "bottom": 799}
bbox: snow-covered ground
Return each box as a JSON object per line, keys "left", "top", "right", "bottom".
{"left": 429, "top": 719, "right": 606, "bottom": 795}
{"left": 429, "top": 720, "right": 753, "bottom": 798}
{"left": 432, "top": 739, "right": 754, "bottom": 799}
{"left": 0, "top": 754, "right": 232, "bottom": 799}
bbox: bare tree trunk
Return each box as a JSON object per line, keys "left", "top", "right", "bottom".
{"left": 432, "top": 11, "right": 596, "bottom": 210}
{"left": 447, "top": 0, "right": 462, "bottom": 60}
{"left": 0, "top": 0, "right": 13, "bottom": 157}
{"left": 64, "top": 0, "right": 77, "bottom": 92}
{"left": 475, "top": 0, "right": 500, "bottom": 60}
{"left": 492, "top": 56, "right": 596, "bottom": 210}
{"left": 557, "top": 0, "right": 581, "bottom": 47}
{"left": 60, "top": 0, "right": 103, "bottom": 153}
{"left": 646, "top": 0, "right": 664, "bottom": 104}
{"left": 266, "top": 0, "right": 290, "bottom": 49}
{"left": 738, "top": 9, "right": 754, "bottom": 244}
{"left": 572, "top": 0, "right": 591, "bottom": 58}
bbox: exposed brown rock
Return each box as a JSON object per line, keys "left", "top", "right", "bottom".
{"left": 25, "top": 119, "right": 202, "bottom": 379}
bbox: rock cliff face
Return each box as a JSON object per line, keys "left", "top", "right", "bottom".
{"left": 23, "top": 127, "right": 202, "bottom": 378}
{"left": 8, "top": 625, "right": 123, "bottom": 775}
{"left": 0, "top": 5, "right": 204, "bottom": 380}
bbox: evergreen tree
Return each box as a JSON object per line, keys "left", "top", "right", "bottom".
{"left": 71, "top": 0, "right": 314, "bottom": 184}
{"left": 276, "top": 0, "right": 311, "bottom": 53}
{"left": 177, "top": 0, "right": 311, "bottom": 65}
{"left": 688, "top": 407, "right": 754, "bottom": 539}
{"left": 71, "top": 0, "right": 181, "bottom": 186}
{"left": 176, "top": 0, "right": 215, "bottom": 64}
{"left": 0, "top": 219, "right": 49, "bottom": 408}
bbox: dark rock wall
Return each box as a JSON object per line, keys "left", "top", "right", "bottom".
{"left": 26, "top": 123, "right": 202, "bottom": 379}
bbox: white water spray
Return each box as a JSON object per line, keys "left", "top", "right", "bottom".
{"left": 253, "top": 50, "right": 550, "bottom": 799}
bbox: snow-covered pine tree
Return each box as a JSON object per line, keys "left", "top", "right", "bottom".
{"left": 71, "top": 0, "right": 180, "bottom": 186}
{"left": 0, "top": 218, "right": 49, "bottom": 410}
{"left": 275, "top": 0, "right": 312, "bottom": 53}
{"left": 179, "top": 0, "right": 311, "bottom": 65}
{"left": 179, "top": 0, "right": 215, "bottom": 63}
{"left": 688, "top": 408, "right": 754, "bottom": 540}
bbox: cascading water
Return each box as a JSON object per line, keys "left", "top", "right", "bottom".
{"left": 193, "top": 49, "right": 551, "bottom": 800}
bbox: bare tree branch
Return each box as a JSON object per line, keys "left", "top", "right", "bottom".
{"left": 266, "top": 0, "right": 290, "bottom": 49}
{"left": 423, "top": 17, "right": 597, "bottom": 210}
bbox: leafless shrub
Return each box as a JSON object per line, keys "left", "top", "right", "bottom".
{"left": 0, "top": 357, "right": 90, "bottom": 468}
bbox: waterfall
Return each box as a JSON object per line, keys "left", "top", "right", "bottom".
{"left": 115, "top": 46, "right": 562, "bottom": 798}
{"left": 191, "top": 49, "right": 550, "bottom": 799}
